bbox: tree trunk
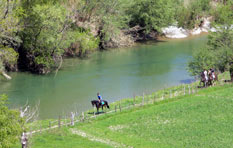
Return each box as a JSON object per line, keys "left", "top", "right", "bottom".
{"left": 230, "top": 71, "right": 233, "bottom": 82}
{"left": 1, "top": 71, "right": 12, "bottom": 80}
{"left": 230, "top": 65, "right": 233, "bottom": 82}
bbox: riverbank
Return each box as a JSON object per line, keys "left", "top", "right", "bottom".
{"left": 13, "top": 72, "right": 233, "bottom": 147}
{"left": 1, "top": 36, "right": 207, "bottom": 119}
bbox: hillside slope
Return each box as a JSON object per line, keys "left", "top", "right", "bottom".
{"left": 29, "top": 83, "right": 233, "bottom": 148}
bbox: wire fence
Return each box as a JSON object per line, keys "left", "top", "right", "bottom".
{"left": 27, "top": 83, "right": 202, "bottom": 135}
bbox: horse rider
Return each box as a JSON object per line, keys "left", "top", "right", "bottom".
{"left": 97, "top": 92, "right": 104, "bottom": 105}
{"left": 204, "top": 69, "right": 208, "bottom": 82}
{"left": 211, "top": 68, "right": 215, "bottom": 79}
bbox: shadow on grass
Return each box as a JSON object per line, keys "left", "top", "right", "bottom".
{"left": 87, "top": 111, "right": 105, "bottom": 115}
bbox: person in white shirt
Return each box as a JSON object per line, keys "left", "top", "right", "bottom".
{"left": 204, "top": 69, "right": 208, "bottom": 82}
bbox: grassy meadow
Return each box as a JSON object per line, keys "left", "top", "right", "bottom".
{"left": 25, "top": 78, "right": 233, "bottom": 148}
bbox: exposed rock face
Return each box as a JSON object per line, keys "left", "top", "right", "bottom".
{"left": 162, "top": 26, "right": 188, "bottom": 38}
{"left": 162, "top": 17, "right": 217, "bottom": 39}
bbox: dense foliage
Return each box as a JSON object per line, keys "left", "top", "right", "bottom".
{"left": 0, "top": 94, "right": 24, "bottom": 148}
{"left": 0, "top": 0, "right": 232, "bottom": 75}
{"left": 128, "top": 0, "right": 176, "bottom": 32}
{"left": 176, "top": 0, "right": 211, "bottom": 29}
{"left": 188, "top": 1, "right": 233, "bottom": 80}
{"left": 0, "top": 46, "right": 18, "bottom": 71}
{"left": 20, "top": 3, "right": 76, "bottom": 73}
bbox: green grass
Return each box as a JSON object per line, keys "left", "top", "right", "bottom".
{"left": 29, "top": 128, "right": 111, "bottom": 148}
{"left": 27, "top": 82, "right": 233, "bottom": 148}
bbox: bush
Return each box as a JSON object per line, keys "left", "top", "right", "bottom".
{"left": 0, "top": 94, "right": 24, "bottom": 148}
{"left": 0, "top": 46, "right": 18, "bottom": 71}
{"left": 20, "top": 3, "right": 75, "bottom": 73}
{"left": 176, "top": 0, "right": 211, "bottom": 29}
{"left": 128, "top": 0, "right": 175, "bottom": 33}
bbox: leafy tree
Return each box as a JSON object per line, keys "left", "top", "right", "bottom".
{"left": 211, "top": 0, "right": 233, "bottom": 27}
{"left": 20, "top": 3, "right": 75, "bottom": 74}
{"left": 127, "top": 0, "right": 176, "bottom": 33}
{"left": 0, "top": 46, "right": 18, "bottom": 79}
{"left": 67, "top": 29, "right": 99, "bottom": 57}
{"left": 188, "top": 1, "right": 233, "bottom": 80}
{"left": 188, "top": 0, "right": 233, "bottom": 75}
{"left": 188, "top": 47, "right": 215, "bottom": 76}
{"left": 74, "top": 0, "right": 130, "bottom": 48}
{"left": 176, "top": 0, "right": 211, "bottom": 29}
{"left": 0, "top": 94, "right": 24, "bottom": 148}
{"left": 188, "top": 30, "right": 233, "bottom": 76}
{"left": 0, "top": 0, "right": 23, "bottom": 48}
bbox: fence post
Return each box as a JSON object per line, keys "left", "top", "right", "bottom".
{"left": 58, "top": 115, "right": 61, "bottom": 128}
{"left": 133, "top": 94, "right": 135, "bottom": 106}
{"left": 184, "top": 85, "right": 186, "bottom": 95}
{"left": 142, "top": 92, "right": 144, "bottom": 106}
{"left": 188, "top": 85, "right": 191, "bottom": 94}
{"left": 170, "top": 90, "right": 172, "bottom": 98}
{"left": 71, "top": 112, "right": 75, "bottom": 126}
{"left": 119, "top": 102, "right": 121, "bottom": 112}
{"left": 82, "top": 112, "right": 84, "bottom": 122}
{"left": 40, "top": 124, "right": 42, "bottom": 133}
{"left": 30, "top": 127, "right": 32, "bottom": 136}
{"left": 115, "top": 105, "right": 117, "bottom": 112}
{"left": 64, "top": 115, "right": 67, "bottom": 126}
{"left": 153, "top": 95, "right": 156, "bottom": 103}
{"left": 49, "top": 121, "right": 51, "bottom": 129}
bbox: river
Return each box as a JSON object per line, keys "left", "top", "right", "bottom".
{"left": 0, "top": 35, "right": 207, "bottom": 119}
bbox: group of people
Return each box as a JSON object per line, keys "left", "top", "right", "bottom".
{"left": 200, "top": 68, "right": 217, "bottom": 87}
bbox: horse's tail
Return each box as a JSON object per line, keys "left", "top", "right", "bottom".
{"left": 106, "top": 102, "right": 110, "bottom": 109}
{"left": 91, "top": 101, "right": 95, "bottom": 107}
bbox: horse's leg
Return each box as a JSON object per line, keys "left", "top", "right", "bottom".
{"left": 97, "top": 105, "right": 99, "bottom": 113}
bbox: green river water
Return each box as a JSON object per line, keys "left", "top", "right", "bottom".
{"left": 0, "top": 35, "right": 207, "bottom": 119}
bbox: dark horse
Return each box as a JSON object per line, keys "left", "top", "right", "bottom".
{"left": 208, "top": 71, "right": 218, "bottom": 86}
{"left": 91, "top": 100, "right": 110, "bottom": 113}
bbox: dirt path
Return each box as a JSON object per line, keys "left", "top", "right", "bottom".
{"left": 71, "top": 129, "right": 132, "bottom": 148}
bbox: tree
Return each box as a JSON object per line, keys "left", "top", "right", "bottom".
{"left": 0, "top": 0, "right": 23, "bottom": 48}
{"left": 0, "top": 0, "right": 23, "bottom": 79}
{"left": 188, "top": 1, "right": 233, "bottom": 80}
{"left": 0, "top": 46, "right": 18, "bottom": 80}
{"left": 74, "top": 0, "right": 130, "bottom": 48}
{"left": 0, "top": 94, "right": 24, "bottom": 148}
{"left": 127, "top": 0, "right": 176, "bottom": 33}
{"left": 20, "top": 3, "right": 75, "bottom": 74}
{"left": 176, "top": 0, "right": 211, "bottom": 29}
